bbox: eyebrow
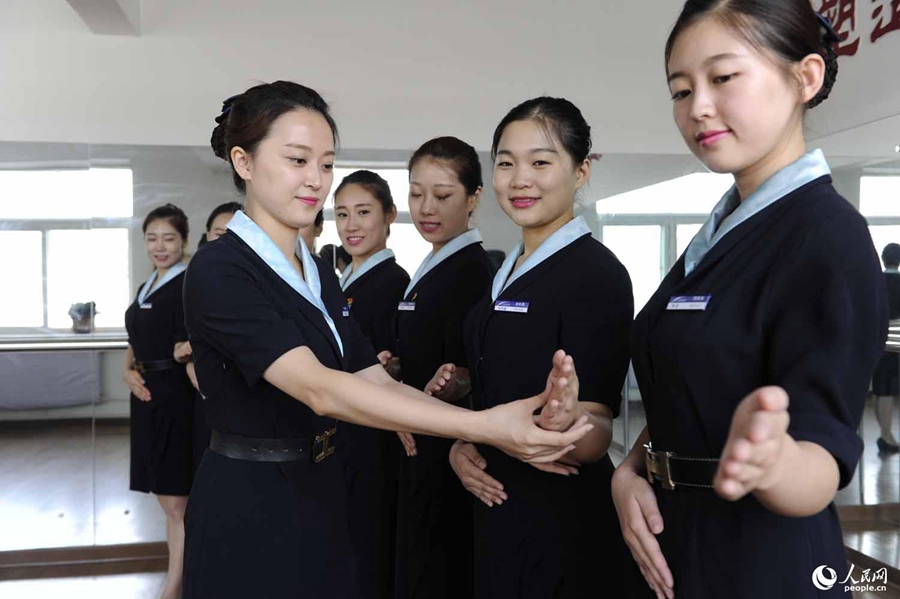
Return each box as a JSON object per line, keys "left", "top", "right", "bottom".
{"left": 667, "top": 52, "right": 742, "bottom": 83}
{"left": 496, "top": 148, "right": 559, "bottom": 156}
{"left": 409, "top": 182, "right": 456, "bottom": 188}
{"left": 284, "top": 143, "right": 335, "bottom": 156}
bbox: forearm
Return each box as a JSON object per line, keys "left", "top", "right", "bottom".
{"left": 566, "top": 404, "right": 613, "bottom": 463}
{"left": 620, "top": 426, "right": 651, "bottom": 475}
{"left": 753, "top": 438, "right": 840, "bottom": 517}
{"left": 266, "top": 348, "right": 487, "bottom": 443}
{"left": 123, "top": 345, "right": 135, "bottom": 375}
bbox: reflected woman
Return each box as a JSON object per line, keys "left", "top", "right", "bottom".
{"left": 123, "top": 203, "right": 196, "bottom": 599}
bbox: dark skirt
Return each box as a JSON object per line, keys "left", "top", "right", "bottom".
{"left": 129, "top": 369, "right": 196, "bottom": 496}
{"left": 872, "top": 352, "right": 899, "bottom": 396}
{"left": 182, "top": 450, "right": 358, "bottom": 599}
{"left": 473, "top": 448, "right": 625, "bottom": 599}
{"left": 336, "top": 422, "right": 399, "bottom": 599}
{"left": 395, "top": 435, "right": 473, "bottom": 599}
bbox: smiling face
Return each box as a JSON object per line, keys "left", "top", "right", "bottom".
{"left": 231, "top": 108, "right": 335, "bottom": 231}
{"left": 667, "top": 17, "right": 808, "bottom": 179}
{"left": 493, "top": 119, "right": 589, "bottom": 231}
{"left": 408, "top": 159, "right": 479, "bottom": 251}
{"left": 144, "top": 218, "right": 184, "bottom": 270}
{"left": 334, "top": 183, "right": 394, "bottom": 261}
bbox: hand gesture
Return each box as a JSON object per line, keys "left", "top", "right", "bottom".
{"left": 377, "top": 350, "right": 402, "bottom": 381}
{"left": 174, "top": 341, "right": 193, "bottom": 364}
{"left": 123, "top": 369, "right": 151, "bottom": 402}
{"left": 449, "top": 440, "right": 507, "bottom": 507}
{"left": 612, "top": 464, "right": 674, "bottom": 599}
{"left": 537, "top": 350, "right": 580, "bottom": 431}
{"left": 714, "top": 386, "right": 790, "bottom": 501}
{"left": 398, "top": 432, "right": 417, "bottom": 457}
{"left": 482, "top": 352, "right": 593, "bottom": 464}
{"left": 425, "top": 363, "right": 459, "bottom": 401}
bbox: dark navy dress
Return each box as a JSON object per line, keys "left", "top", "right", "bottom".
{"left": 630, "top": 176, "right": 887, "bottom": 598}
{"left": 337, "top": 255, "right": 410, "bottom": 599}
{"left": 394, "top": 242, "right": 494, "bottom": 599}
{"left": 181, "top": 229, "right": 377, "bottom": 599}
{"left": 464, "top": 232, "right": 633, "bottom": 598}
{"left": 125, "top": 269, "right": 196, "bottom": 496}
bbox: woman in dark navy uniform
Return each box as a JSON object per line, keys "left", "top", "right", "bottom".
{"left": 612, "top": 3, "right": 888, "bottom": 598}
{"left": 333, "top": 170, "right": 410, "bottom": 599}
{"left": 391, "top": 137, "right": 494, "bottom": 599}
{"left": 445, "top": 97, "right": 633, "bottom": 598}
{"left": 176, "top": 201, "right": 243, "bottom": 470}
{"left": 122, "top": 203, "right": 195, "bottom": 599}
{"left": 181, "top": 81, "right": 593, "bottom": 599}
{"left": 872, "top": 243, "right": 900, "bottom": 454}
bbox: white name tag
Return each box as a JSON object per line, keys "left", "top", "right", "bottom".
{"left": 140, "top": 303, "right": 153, "bottom": 310}
{"left": 494, "top": 300, "right": 529, "bottom": 313}
{"left": 667, "top": 295, "right": 711, "bottom": 311}
{"left": 398, "top": 302, "right": 416, "bottom": 312}
{"left": 342, "top": 307, "right": 350, "bottom": 317}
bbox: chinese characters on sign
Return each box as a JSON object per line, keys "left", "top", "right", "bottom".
{"left": 813, "top": 0, "right": 900, "bottom": 56}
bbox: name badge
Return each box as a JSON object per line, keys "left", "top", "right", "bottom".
{"left": 140, "top": 303, "right": 153, "bottom": 310}
{"left": 666, "top": 295, "right": 711, "bottom": 311}
{"left": 398, "top": 302, "right": 416, "bottom": 312}
{"left": 342, "top": 307, "right": 350, "bottom": 317}
{"left": 494, "top": 300, "right": 529, "bottom": 313}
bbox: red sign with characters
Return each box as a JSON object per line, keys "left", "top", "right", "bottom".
{"left": 813, "top": 0, "right": 900, "bottom": 55}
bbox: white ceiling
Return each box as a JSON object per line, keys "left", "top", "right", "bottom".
{"left": 0, "top": 0, "right": 897, "bottom": 166}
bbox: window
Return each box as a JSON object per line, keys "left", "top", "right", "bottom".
{"left": 860, "top": 177, "right": 900, "bottom": 217}
{"left": 676, "top": 223, "right": 704, "bottom": 258}
{"left": 602, "top": 226, "right": 662, "bottom": 314}
{"left": 1, "top": 169, "right": 132, "bottom": 333}
{"left": 317, "top": 167, "right": 431, "bottom": 276}
{"left": 596, "top": 172, "right": 733, "bottom": 215}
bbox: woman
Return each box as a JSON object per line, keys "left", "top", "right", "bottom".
{"left": 196, "top": 201, "right": 244, "bottom": 250}
{"left": 445, "top": 97, "right": 633, "bottom": 598}
{"left": 333, "top": 170, "right": 410, "bottom": 598}
{"left": 181, "top": 81, "right": 591, "bottom": 599}
{"left": 611, "top": 2, "right": 888, "bottom": 597}
{"left": 392, "top": 136, "right": 495, "bottom": 599}
{"left": 122, "top": 203, "right": 195, "bottom": 599}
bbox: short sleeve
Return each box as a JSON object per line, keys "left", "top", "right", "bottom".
{"left": 766, "top": 213, "right": 887, "bottom": 489}
{"left": 560, "top": 256, "right": 633, "bottom": 417}
{"left": 442, "top": 259, "right": 492, "bottom": 367}
{"left": 184, "top": 250, "right": 307, "bottom": 387}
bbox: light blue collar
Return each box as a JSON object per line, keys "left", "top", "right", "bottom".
{"left": 492, "top": 216, "right": 591, "bottom": 301}
{"left": 684, "top": 149, "right": 831, "bottom": 276}
{"left": 340, "top": 248, "right": 395, "bottom": 291}
{"left": 887, "top": 268, "right": 900, "bottom": 274}
{"left": 228, "top": 211, "right": 343, "bottom": 356}
{"left": 404, "top": 228, "right": 483, "bottom": 298}
{"left": 138, "top": 261, "right": 187, "bottom": 305}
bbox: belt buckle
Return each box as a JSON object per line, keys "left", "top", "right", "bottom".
{"left": 133, "top": 361, "right": 145, "bottom": 374}
{"left": 313, "top": 427, "right": 337, "bottom": 463}
{"left": 644, "top": 443, "right": 676, "bottom": 490}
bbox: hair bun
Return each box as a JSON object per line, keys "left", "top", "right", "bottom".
{"left": 807, "top": 39, "right": 839, "bottom": 109}
{"left": 210, "top": 94, "right": 240, "bottom": 162}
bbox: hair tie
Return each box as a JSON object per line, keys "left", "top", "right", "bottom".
{"left": 215, "top": 94, "right": 239, "bottom": 124}
{"left": 815, "top": 12, "right": 842, "bottom": 45}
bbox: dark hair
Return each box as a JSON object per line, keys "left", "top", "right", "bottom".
{"left": 485, "top": 249, "right": 506, "bottom": 273}
{"left": 664, "top": 0, "right": 839, "bottom": 109}
{"left": 142, "top": 203, "right": 189, "bottom": 242}
{"left": 334, "top": 170, "right": 396, "bottom": 216}
{"left": 205, "top": 201, "right": 243, "bottom": 232}
{"left": 408, "top": 137, "right": 482, "bottom": 196}
{"left": 210, "top": 81, "right": 339, "bottom": 193}
{"left": 315, "top": 209, "right": 324, "bottom": 228}
{"left": 491, "top": 97, "right": 592, "bottom": 165}
{"left": 883, "top": 243, "right": 900, "bottom": 267}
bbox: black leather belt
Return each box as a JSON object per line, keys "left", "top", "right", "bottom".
{"left": 645, "top": 443, "right": 718, "bottom": 490}
{"left": 210, "top": 429, "right": 337, "bottom": 463}
{"left": 133, "top": 359, "right": 178, "bottom": 373}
